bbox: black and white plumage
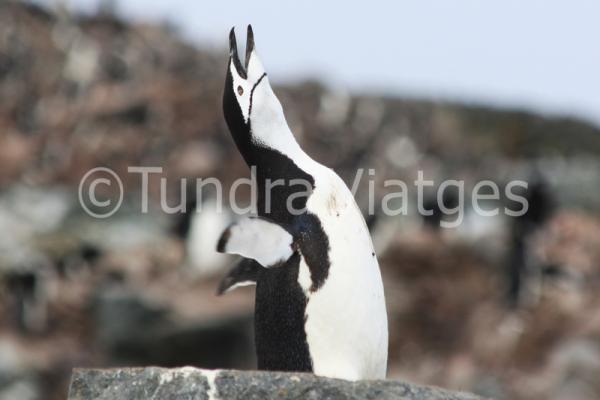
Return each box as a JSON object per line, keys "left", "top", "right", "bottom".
{"left": 217, "top": 26, "right": 388, "bottom": 380}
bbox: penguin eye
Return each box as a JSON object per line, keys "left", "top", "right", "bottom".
{"left": 237, "top": 86, "right": 244, "bottom": 96}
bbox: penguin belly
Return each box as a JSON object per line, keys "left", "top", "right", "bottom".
{"left": 301, "top": 176, "right": 389, "bottom": 380}
{"left": 254, "top": 252, "right": 312, "bottom": 372}
{"left": 302, "top": 254, "right": 388, "bottom": 380}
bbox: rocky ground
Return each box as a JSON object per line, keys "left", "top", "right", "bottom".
{"left": 68, "top": 367, "right": 488, "bottom": 400}
{"left": 1, "top": 2, "right": 600, "bottom": 400}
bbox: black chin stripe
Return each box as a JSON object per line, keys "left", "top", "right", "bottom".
{"left": 248, "top": 72, "right": 267, "bottom": 117}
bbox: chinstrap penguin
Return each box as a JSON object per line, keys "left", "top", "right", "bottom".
{"left": 217, "top": 25, "right": 388, "bottom": 380}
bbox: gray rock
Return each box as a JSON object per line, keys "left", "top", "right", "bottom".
{"left": 68, "top": 367, "right": 489, "bottom": 400}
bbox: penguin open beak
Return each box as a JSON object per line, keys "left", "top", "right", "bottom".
{"left": 229, "top": 25, "right": 255, "bottom": 80}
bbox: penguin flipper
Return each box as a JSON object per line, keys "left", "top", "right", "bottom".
{"left": 216, "top": 217, "right": 293, "bottom": 267}
{"left": 217, "top": 258, "right": 259, "bottom": 295}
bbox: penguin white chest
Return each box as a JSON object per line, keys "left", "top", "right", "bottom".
{"left": 300, "top": 174, "right": 388, "bottom": 380}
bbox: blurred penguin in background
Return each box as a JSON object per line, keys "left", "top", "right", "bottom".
{"left": 173, "top": 187, "right": 233, "bottom": 278}
{"left": 506, "top": 172, "right": 554, "bottom": 307}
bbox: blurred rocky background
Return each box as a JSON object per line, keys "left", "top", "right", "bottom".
{"left": 1, "top": 2, "right": 599, "bottom": 400}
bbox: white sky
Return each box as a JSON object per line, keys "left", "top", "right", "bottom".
{"left": 43, "top": 0, "right": 600, "bottom": 126}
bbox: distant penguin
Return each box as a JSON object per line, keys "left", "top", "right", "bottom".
{"left": 506, "top": 173, "right": 554, "bottom": 307}
{"left": 173, "top": 191, "right": 233, "bottom": 277}
{"left": 216, "top": 26, "right": 388, "bottom": 380}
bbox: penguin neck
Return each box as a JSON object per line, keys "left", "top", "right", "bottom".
{"left": 247, "top": 120, "right": 318, "bottom": 224}
{"left": 248, "top": 115, "right": 316, "bottom": 175}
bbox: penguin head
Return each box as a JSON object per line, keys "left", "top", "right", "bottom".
{"left": 223, "top": 26, "right": 287, "bottom": 158}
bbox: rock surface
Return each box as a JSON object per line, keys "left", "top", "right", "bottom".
{"left": 68, "top": 367, "right": 487, "bottom": 400}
